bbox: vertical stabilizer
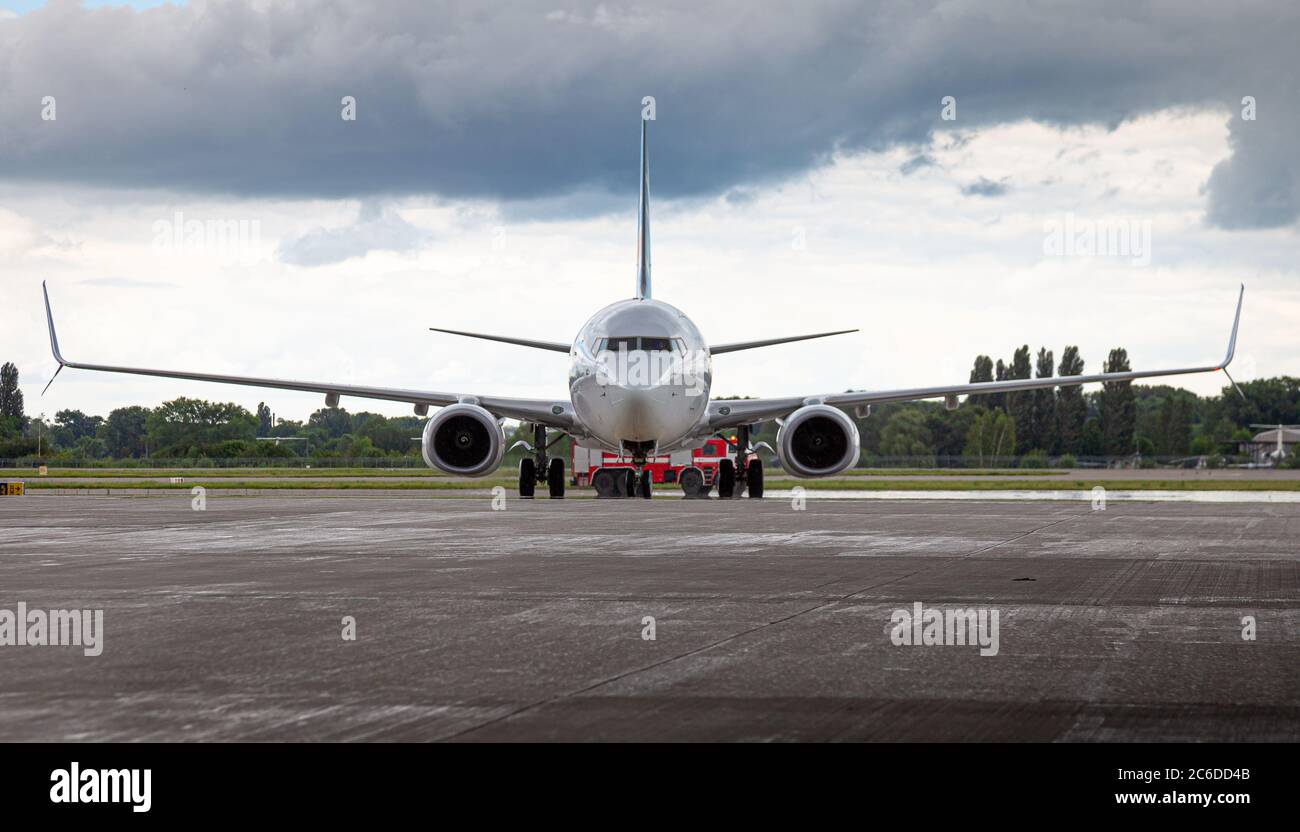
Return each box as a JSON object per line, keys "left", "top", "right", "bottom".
{"left": 635, "top": 117, "right": 651, "bottom": 299}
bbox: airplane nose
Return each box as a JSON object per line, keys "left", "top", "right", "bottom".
{"left": 608, "top": 382, "right": 664, "bottom": 440}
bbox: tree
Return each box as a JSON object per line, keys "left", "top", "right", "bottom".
{"left": 257, "top": 402, "right": 273, "bottom": 436}
{"left": 1081, "top": 417, "right": 1105, "bottom": 457}
{"left": 879, "top": 408, "right": 934, "bottom": 461}
{"left": 1100, "top": 348, "right": 1136, "bottom": 456}
{"left": 1029, "top": 347, "right": 1055, "bottom": 452}
{"left": 359, "top": 414, "right": 422, "bottom": 454}
{"left": 1055, "top": 346, "right": 1086, "bottom": 455}
{"left": 53, "top": 409, "right": 103, "bottom": 448}
{"left": 1215, "top": 376, "right": 1300, "bottom": 427}
{"left": 1157, "top": 393, "right": 1194, "bottom": 456}
{"left": 0, "top": 362, "right": 24, "bottom": 429}
{"left": 991, "top": 359, "right": 1008, "bottom": 411}
{"left": 1005, "top": 345, "right": 1033, "bottom": 449}
{"left": 926, "top": 403, "right": 982, "bottom": 458}
{"left": 146, "top": 398, "right": 257, "bottom": 452}
{"left": 308, "top": 407, "right": 352, "bottom": 439}
{"left": 270, "top": 418, "right": 304, "bottom": 438}
{"left": 964, "top": 409, "right": 1016, "bottom": 466}
{"left": 341, "top": 435, "right": 379, "bottom": 458}
{"left": 100, "top": 406, "right": 151, "bottom": 458}
{"left": 74, "top": 435, "right": 108, "bottom": 459}
{"left": 967, "top": 355, "right": 994, "bottom": 408}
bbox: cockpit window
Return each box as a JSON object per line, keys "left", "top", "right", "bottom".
{"left": 596, "top": 336, "right": 684, "bottom": 352}
{"left": 603, "top": 336, "right": 640, "bottom": 351}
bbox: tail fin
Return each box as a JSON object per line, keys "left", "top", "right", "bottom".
{"left": 635, "top": 117, "right": 651, "bottom": 300}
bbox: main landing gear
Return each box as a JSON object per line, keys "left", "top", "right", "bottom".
{"left": 711, "top": 424, "right": 763, "bottom": 499}
{"left": 518, "top": 424, "right": 566, "bottom": 499}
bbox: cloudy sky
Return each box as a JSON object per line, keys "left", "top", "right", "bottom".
{"left": 1, "top": 0, "right": 1297, "bottom": 422}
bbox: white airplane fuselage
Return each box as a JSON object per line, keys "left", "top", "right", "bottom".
{"left": 568, "top": 298, "right": 712, "bottom": 454}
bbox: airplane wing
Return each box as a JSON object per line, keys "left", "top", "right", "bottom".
{"left": 706, "top": 285, "right": 1245, "bottom": 431}
{"left": 41, "top": 283, "right": 575, "bottom": 429}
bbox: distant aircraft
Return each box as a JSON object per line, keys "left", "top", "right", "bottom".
{"left": 41, "top": 116, "right": 1246, "bottom": 500}
{"left": 1249, "top": 424, "right": 1299, "bottom": 463}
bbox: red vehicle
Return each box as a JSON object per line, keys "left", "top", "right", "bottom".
{"left": 571, "top": 437, "right": 753, "bottom": 488}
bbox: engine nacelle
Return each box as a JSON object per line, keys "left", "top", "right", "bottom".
{"left": 776, "top": 404, "right": 860, "bottom": 478}
{"left": 421, "top": 404, "right": 506, "bottom": 477}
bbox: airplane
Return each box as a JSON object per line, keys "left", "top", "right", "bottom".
{"left": 1249, "top": 424, "right": 1299, "bottom": 463}
{"left": 41, "top": 115, "right": 1246, "bottom": 501}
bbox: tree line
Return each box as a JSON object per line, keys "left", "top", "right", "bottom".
{"left": 848, "top": 345, "right": 1298, "bottom": 464}
{"left": 0, "top": 362, "right": 428, "bottom": 461}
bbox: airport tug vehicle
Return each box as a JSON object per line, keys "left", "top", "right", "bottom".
{"left": 572, "top": 437, "right": 759, "bottom": 499}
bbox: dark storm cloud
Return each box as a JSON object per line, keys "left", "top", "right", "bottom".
{"left": 0, "top": 0, "right": 1296, "bottom": 228}
{"left": 899, "top": 154, "right": 936, "bottom": 175}
{"left": 961, "top": 177, "right": 1009, "bottom": 198}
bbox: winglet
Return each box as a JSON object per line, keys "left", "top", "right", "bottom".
{"left": 42, "top": 281, "right": 66, "bottom": 366}
{"left": 1221, "top": 283, "right": 1244, "bottom": 369}
{"left": 1219, "top": 283, "right": 1246, "bottom": 400}
{"left": 41, "top": 281, "right": 68, "bottom": 396}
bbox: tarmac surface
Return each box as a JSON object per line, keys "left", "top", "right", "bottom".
{"left": 1, "top": 493, "right": 1296, "bottom": 741}
{"left": 19, "top": 467, "right": 1300, "bottom": 484}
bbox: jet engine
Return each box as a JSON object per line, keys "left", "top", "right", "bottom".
{"left": 421, "top": 403, "right": 506, "bottom": 477}
{"left": 775, "top": 404, "right": 860, "bottom": 478}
